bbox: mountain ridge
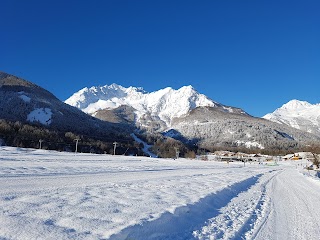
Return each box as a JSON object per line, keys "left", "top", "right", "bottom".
{"left": 65, "top": 83, "right": 248, "bottom": 131}
{"left": 66, "top": 83, "right": 320, "bottom": 152}
{"left": 4, "top": 71, "right": 319, "bottom": 155}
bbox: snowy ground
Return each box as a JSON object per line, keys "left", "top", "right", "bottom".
{"left": 1, "top": 147, "right": 320, "bottom": 240}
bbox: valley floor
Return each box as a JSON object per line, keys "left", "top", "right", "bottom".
{"left": 0, "top": 147, "right": 320, "bottom": 239}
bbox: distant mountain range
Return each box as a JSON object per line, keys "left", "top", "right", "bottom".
{"left": 1, "top": 71, "right": 319, "bottom": 154}
{"left": 66, "top": 83, "right": 320, "bottom": 152}
{"left": 263, "top": 99, "right": 320, "bottom": 136}
{"left": 65, "top": 84, "right": 247, "bottom": 131}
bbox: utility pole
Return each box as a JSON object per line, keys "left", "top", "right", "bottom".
{"left": 242, "top": 156, "right": 246, "bottom": 167}
{"left": 113, "top": 142, "right": 118, "bottom": 155}
{"left": 39, "top": 139, "right": 43, "bottom": 149}
{"left": 74, "top": 138, "right": 80, "bottom": 154}
{"left": 174, "top": 147, "right": 180, "bottom": 159}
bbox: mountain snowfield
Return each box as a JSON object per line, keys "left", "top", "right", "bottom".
{"left": 65, "top": 84, "right": 320, "bottom": 151}
{"left": 65, "top": 84, "right": 244, "bottom": 129}
{"left": 263, "top": 99, "right": 320, "bottom": 136}
{"left": 1, "top": 147, "right": 320, "bottom": 239}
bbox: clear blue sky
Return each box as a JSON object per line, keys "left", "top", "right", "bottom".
{"left": 1, "top": 0, "right": 319, "bottom": 117}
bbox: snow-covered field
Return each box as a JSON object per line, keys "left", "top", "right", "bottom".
{"left": 1, "top": 147, "right": 320, "bottom": 240}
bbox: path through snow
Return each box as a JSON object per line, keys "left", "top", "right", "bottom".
{"left": 254, "top": 168, "right": 320, "bottom": 240}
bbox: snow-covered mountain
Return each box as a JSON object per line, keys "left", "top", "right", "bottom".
{"left": 170, "top": 106, "right": 320, "bottom": 150}
{"left": 263, "top": 100, "right": 320, "bottom": 136}
{"left": 5, "top": 71, "right": 319, "bottom": 153}
{"left": 65, "top": 84, "right": 247, "bottom": 130}
{"left": 0, "top": 72, "right": 132, "bottom": 138}
{"left": 66, "top": 84, "right": 320, "bottom": 151}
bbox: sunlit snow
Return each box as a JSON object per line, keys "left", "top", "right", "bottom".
{"left": 27, "top": 108, "right": 52, "bottom": 125}
{"left": 235, "top": 140, "right": 265, "bottom": 149}
{"left": 65, "top": 84, "right": 217, "bottom": 127}
{"left": 1, "top": 147, "right": 320, "bottom": 239}
{"left": 264, "top": 99, "right": 320, "bottom": 131}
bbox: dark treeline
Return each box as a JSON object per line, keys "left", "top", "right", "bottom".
{"left": 0, "top": 119, "right": 198, "bottom": 158}
{"left": 132, "top": 131, "right": 197, "bottom": 158}
{"left": 0, "top": 119, "right": 145, "bottom": 156}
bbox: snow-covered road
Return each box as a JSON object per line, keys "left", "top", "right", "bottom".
{"left": 254, "top": 168, "right": 320, "bottom": 240}
{"left": 1, "top": 147, "right": 320, "bottom": 239}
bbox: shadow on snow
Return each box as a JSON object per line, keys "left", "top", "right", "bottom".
{"left": 109, "top": 173, "right": 263, "bottom": 240}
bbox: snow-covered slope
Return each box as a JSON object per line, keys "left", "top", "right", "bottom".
{"left": 66, "top": 85, "right": 320, "bottom": 151}
{"left": 263, "top": 100, "right": 320, "bottom": 136}
{"left": 0, "top": 72, "right": 132, "bottom": 138}
{"left": 171, "top": 106, "right": 320, "bottom": 150}
{"left": 65, "top": 84, "right": 246, "bottom": 130}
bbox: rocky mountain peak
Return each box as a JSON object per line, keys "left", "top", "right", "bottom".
{"left": 65, "top": 83, "right": 246, "bottom": 130}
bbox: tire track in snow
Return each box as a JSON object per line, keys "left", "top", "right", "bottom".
{"left": 254, "top": 168, "right": 320, "bottom": 240}
{"left": 109, "top": 173, "right": 264, "bottom": 240}
{"left": 238, "top": 170, "right": 281, "bottom": 239}
{"left": 193, "top": 169, "right": 280, "bottom": 240}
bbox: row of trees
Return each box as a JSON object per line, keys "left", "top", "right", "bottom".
{"left": 0, "top": 118, "right": 198, "bottom": 158}
{"left": 0, "top": 119, "right": 144, "bottom": 155}
{"left": 132, "top": 131, "right": 197, "bottom": 158}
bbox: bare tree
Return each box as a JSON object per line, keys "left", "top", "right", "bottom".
{"left": 312, "top": 153, "right": 320, "bottom": 169}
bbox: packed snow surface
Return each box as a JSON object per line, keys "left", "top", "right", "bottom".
{"left": 27, "top": 108, "right": 52, "bottom": 125}
{"left": 1, "top": 147, "right": 320, "bottom": 239}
